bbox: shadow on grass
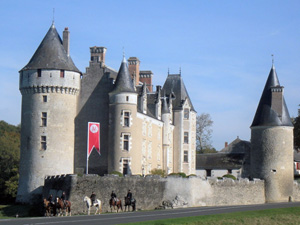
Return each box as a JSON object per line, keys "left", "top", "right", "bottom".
{"left": 0, "top": 204, "right": 43, "bottom": 218}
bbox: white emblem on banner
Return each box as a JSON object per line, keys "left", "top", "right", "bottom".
{"left": 90, "top": 124, "right": 99, "bottom": 133}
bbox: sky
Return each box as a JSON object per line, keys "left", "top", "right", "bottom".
{"left": 0, "top": 0, "right": 299, "bottom": 150}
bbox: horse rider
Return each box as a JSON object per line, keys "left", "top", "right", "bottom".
{"left": 61, "top": 191, "right": 67, "bottom": 206}
{"left": 127, "top": 190, "right": 133, "bottom": 202}
{"left": 90, "top": 191, "right": 96, "bottom": 205}
{"left": 48, "top": 194, "right": 54, "bottom": 206}
{"left": 111, "top": 190, "right": 117, "bottom": 202}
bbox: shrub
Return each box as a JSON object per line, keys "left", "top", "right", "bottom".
{"left": 150, "top": 169, "right": 166, "bottom": 177}
{"left": 187, "top": 174, "right": 197, "bottom": 178}
{"left": 110, "top": 171, "right": 123, "bottom": 177}
{"left": 167, "top": 172, "right": 187, "bottom": 178}
{"left": 223, "top": 174, "right": 236, "bottom": 180}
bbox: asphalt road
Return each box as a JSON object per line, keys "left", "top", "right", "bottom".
{"left": 1, "top": 202, "right": 300, "bottom": 225}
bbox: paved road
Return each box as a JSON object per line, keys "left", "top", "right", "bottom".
{"left": 1, "top": 202, "right": 300, "bottom": 225}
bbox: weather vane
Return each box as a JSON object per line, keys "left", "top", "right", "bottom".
{"left": 271, "top": 54, "right": 274, "bottom": 65}
{"left": 52, "top": 8, "right": 55, "bottom": 25}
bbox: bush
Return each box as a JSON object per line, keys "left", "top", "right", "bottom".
{"left": 187, "top": 174, "right": 196, "bottom": 178}
{"left": 110, "top": 171, "right": 123, "bottom": 177}
{"left": 150, "top": 169, "right": 166, "bottom": 177}
{"left": 167, "top": 172, "right": 187, "bottom": 178}
{"left": 223, "top": 174, "right": 236, "bottom": 180}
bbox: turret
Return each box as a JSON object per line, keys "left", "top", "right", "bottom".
{"left": 108, "top": 56, "right": 138, "bottom": 175}
{"left": 250, "top": 64, "right": 293, "bottom": 203}
{"left": 17, "top": 24, "right": 81, "bottom": 203}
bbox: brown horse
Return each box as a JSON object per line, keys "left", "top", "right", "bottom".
{"left": 109, "top": 198, "right": 123, "bottom": 212}
{"left": 55, "top": 197, "right": 72, "bottom": 216}
{"left": 43, "top": 198, "right": 53, "bottom": 216}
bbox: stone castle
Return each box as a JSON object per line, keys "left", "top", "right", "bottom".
{"left": 16, "top": 24, "right": 196, "bottom": 203}
{"left": 17, "top": 23, "right": 294, "bottom": 206}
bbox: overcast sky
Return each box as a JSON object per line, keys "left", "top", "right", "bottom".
{"left": 0, "top": 0, "right": 299, "bottom": 150}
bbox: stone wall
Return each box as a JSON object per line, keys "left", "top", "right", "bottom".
{"left": 43, "top": 174, "right": 267, "bottom": 214}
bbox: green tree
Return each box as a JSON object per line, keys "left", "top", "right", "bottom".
{"left": 0, "top": 120, "right": 20, "bottom": 203}
{"left": 293, "top": 110, "right": 300, "bottom": 150}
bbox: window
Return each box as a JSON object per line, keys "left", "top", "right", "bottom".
{"left": 41, "top": 112, "right": 47, "bottom": 127}
{"left": 41, "top": 136, "right": 47, "bottom": 150}
{"left": 37, "top": 69, "right": 41, "bottom": 77}
{"left": 184, "top": 150, "right": 188, "bottom": 163}
{"left": 43, "top": 95, "right": 47, "bottom": 102}
{"left": 206, "top": 169, "right": 211, "bottom": 177}
{"left": 126, "top": 96, "right": 129, "bottom": 101}
{"left": 184, "top": 132, "right": 189, "bottom": 144}
{"left": 123, "top": 111, "right": 130, "bottom": 127}
{"left": 60, "top": 70, "right": 65, "bottom": 78}
{"left": 123, "top": 159, "right": 129, "bottom": 175}
{"left": 123, "top": 134, "right": 129, "bottom": 151}
{"left": 184, "top": 108, "right": 189, "bottom": 119}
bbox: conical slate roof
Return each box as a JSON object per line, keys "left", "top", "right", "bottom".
{"left": 162, "top": 74, "right": 195, "bottom": 111}
{"left": 21, "top": 24, "right": 80, "bottom": 73}
{"left": 110, "top": 56, "right": 136, "bottom": 94}
{"left": 251, "top": 65, "right": 293, "bottom": 127}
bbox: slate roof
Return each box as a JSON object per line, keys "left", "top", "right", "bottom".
{"left": 21, "top": 24, "right": 80, "bottom": 73}
{"left": 162, "top": 74, "right": 195, "bottom": 111}
{"left": 251, "top": 65, "right": 293, "bottom": 127}
{"left": 162, "top": 96, "right": 170, "bottom": 114}
{"left": 110, "top": 56, "right": 136, "bottom": 94}
{"left": 196, "top": 153, "right": 244, "bottom": 170}
{"left": 219, "top": 137, "right": 250, "bottom": 154}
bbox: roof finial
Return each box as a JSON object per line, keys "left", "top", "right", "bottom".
{"left": 52, "top": 8, "right": 55, "bottom": 26}
{"left": 168, "top": 68, "right": 169, "bottom": 75}
{"left": 122, "top": 47, "right": 126, "bottom": 62}
{"left": 179, "top": 67, "right": 181, "bottom": 76}
{"left": 271, "top": 54, "right": 274, "bottom": 67}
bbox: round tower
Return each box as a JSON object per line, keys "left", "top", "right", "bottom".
{"left": 250, "top": 64, "right": 294, "bottom": 203}
{"left": 17, "top": 24, "right": 81, "bottom": 203}
{"left": 108, "top": 56, "right": 138, "bottom": 175}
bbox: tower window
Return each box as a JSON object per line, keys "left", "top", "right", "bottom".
{"left": 184, "top": 132, "right": 189, "bottom": 144}
{"left": 184, "top": 150, "right": 188, "bottom": 163}
{"left": 123, "top": 135, "right": 129, "bottom": 151}
{"left": 126, "top": 96, "right": 129, "bottom": 101}
{"left": 123, "top": 111, "right": 130, "bottom": 127}
{"left": 184, "top": 108, "right": 189, "bottom": 119}
{"left": 60, "top": 70, "right": 65, "bottom": 78}
{"left": 41, "top": 136, "right": 47, "bottom": 150}
{"left": 43, "top": 95, "right": 47, "bottom": 102}
{"left": 41, "top": 112, "right": 47, "bottom": 126}
{"left": 37, "top": 69, "right": 41, "bottom": 77}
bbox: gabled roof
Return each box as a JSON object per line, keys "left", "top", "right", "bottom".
{"left": 110, "top": 56, "right": 136, "bottom": 95}
{"left": 21, "top": 24, "right": 80, "bottom": 73}
{"left": 219, "top": 137, "right": 250, "bottom": 153}
{"left": 196, "top": 153, "right": 244, "bottom": 170}
{"left": 251, "top": 65, "right": 293, "bottom": 127}
{"left": 162, "top": 74, "right": 195, "bottom": 111}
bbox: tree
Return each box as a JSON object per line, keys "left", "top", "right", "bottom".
{"left": 196, "top": 113, "right": 214, "bottom": 153}
{"left": 293, "top": 109, "right": 300, "bottom": 150}
{"left": 0, "top": 120, "right": 20, "bottom": 203}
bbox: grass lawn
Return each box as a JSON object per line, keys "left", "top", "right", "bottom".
{"left": 123, "top": 207, "right": 300, "bottom": 225}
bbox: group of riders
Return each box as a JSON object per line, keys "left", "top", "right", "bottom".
{"left": 47, "top": 189, "right": 134, "bottom": 209}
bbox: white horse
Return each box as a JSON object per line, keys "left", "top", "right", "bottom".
{"left": 84, "top": 196, "right": 102, "bottom": 215}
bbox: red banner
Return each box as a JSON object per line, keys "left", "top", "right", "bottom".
{"left": 87, "top": 122, "right": 100, "bottom": 157}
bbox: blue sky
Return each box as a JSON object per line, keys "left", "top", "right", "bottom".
{"left": 0, "top": 0, "right": 299, "bottom": 150}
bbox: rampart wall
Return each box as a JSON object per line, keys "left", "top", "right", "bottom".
{"left": 43, "top": 174, "right": 267, "bottom": 214}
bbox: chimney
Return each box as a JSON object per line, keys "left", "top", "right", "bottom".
{"left": 225, "top": 142, "right": 228, "bottom": 148}
{"left": 139, "top": 70, "right": 153, "bottom": 92}
{"left": 128, "top": 57, "right": 140, "bottom": 86}
{"left": 90, "top": 46, "right": 107, "bottom": 66}
{"left": 271, "top": 86, "right": 283, "bottom": 120}
{"left": 63, "top": 27, "right": 70, "bottom": 56}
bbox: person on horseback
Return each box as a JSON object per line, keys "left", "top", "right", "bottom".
{"left": 90, "top": 191, "right": 96, "bottom": 205}
{"left": 61, "top": 191, "right": 67, "bottom": 206}
{"left": 127, "top": 190, "right": 132, "bottom": 202}
{"left": 48, "top": 194, "right": 54, "bottom": 206}
{"left": 111, "top": 191, "right": 117, "bottom": 202}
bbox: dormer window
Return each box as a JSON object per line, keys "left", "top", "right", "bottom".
{"left": 37, "top": 69, "right": 42, "bottom": 77}
{"left": 184, "top": 108, "right": 189, "bottom": 119}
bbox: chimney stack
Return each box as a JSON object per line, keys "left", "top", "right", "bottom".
{"left": 271, "top": 86, "right": 284, "bottom": 120}
{"left": 225, "top": 142, "right": 228, "bottom": 148}
{"left": 139, "top": 70, "right": 153, "bottom": 92}
{"left": 63, "top": 27, "right": 70, "bottom": 56}
{"left": 90, "top": 46, "right": 107, "bottom": 66}
{"left": 128, "top": 57, "right": 140, "bottom": 86}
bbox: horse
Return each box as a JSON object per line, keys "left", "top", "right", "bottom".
{"left": 43, "top": 198, "right": 53, "bottom": 216}
{"left": 124, "top": 196, "right": 136, "bottom": 212}
{"left": 55, "top": 197, "right": 72, "bottom": 216}
{"left": 83, "top": 196, "right": 102, "bottom": 215}
{"left": 109, "top": 198, "right": 123, "bottom": 212}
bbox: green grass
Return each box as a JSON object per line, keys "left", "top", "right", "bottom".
{"left": 123, "top": 207, "right": 300, "bottom": 225}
